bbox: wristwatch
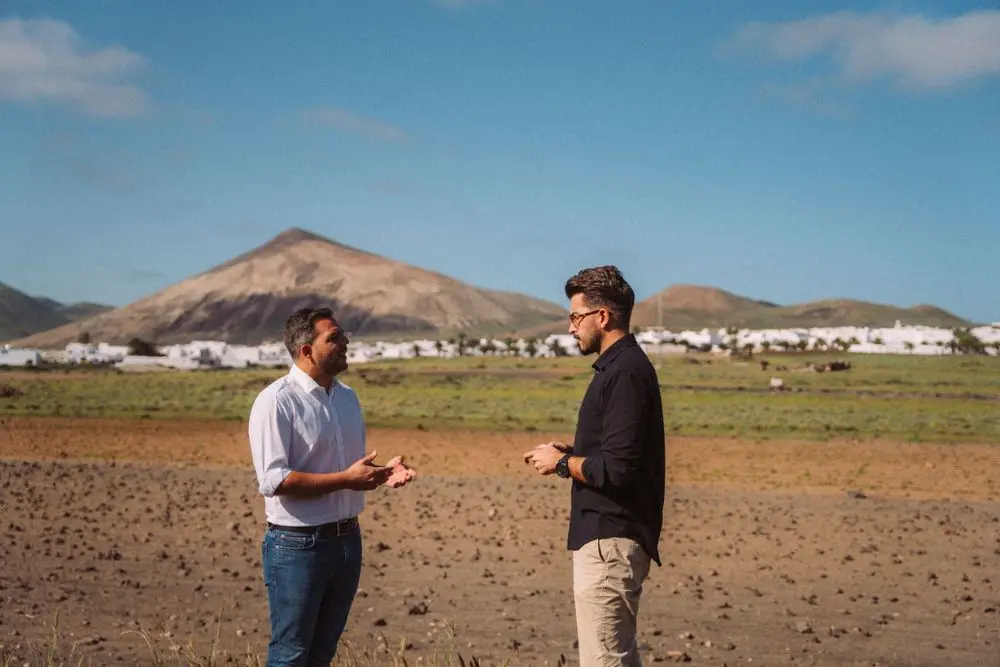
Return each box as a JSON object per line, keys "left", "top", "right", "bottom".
{"left": 556, "top": 453, "right": 571, "bottom": 479}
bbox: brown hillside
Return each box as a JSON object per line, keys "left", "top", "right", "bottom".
{"left": 629, "top": 287, "right": 971, "bottom": 330}
{"left": 0, "top": 282, "right": 69, "bottom": 342}
{"left": 13, "top": 228, "right": 565, "bottom": 347}
{"left": 631, "top": 284, "right": 775, "bottom": 327}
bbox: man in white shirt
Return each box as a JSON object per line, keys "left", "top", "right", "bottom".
{"left": 249, "top": 306, "right": 415, "bottom": 667}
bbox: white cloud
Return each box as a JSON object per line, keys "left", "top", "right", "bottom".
{"left": 727, "top": 10, "right": 1000, "bottom": 91}
{"left": 302, "top": 106, "right": 408, "bottom": 142}
{"left": 0, "top": 18, "right": 148, "bottom": 117}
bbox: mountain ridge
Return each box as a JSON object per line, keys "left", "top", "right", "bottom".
{"left": 517, "top": 285, "right": 973, "bottom": 338}
{"left": 631, "top": 286, "right": 971, "bottom": 330}
{"left": 0, "top": 282, "right": 113, "bottom": 342}
{"left": 8, "top": 228, "right": 566, "bottom": 347}
{"left": 5, "top": 232, "right": 980, "bottom": 347}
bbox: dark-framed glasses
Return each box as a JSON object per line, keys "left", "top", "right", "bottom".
{"left": 568, "top": 309, "right": 601, "bottom": 326}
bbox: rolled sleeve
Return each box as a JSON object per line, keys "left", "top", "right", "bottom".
{"left": 248, "top": 391, "right": 294, "bottom": 498}
{"left": 581, "top": 371, "right": 648, "bottom": 489}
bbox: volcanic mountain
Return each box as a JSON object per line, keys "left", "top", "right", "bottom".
{"left": 0, "top": 282, "right": 112, "bottom": 342}
{"left": 11, "top": 228, "right": 566, "bottom": 347}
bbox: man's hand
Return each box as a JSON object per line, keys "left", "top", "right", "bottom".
{"left": 383, "top": 455, "right": 417, "bottom": 489}
{"left": 343, "top": 451, "right": 392, "bottom": 490}
{"left": 522, "top": 443, "right": 567, "bottom": 476}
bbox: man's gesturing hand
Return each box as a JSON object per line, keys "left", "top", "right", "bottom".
{"left": 383, "top": 455, "right": 417, "bottom": 488}
{"left": 523, "top": 442, "right": 567, "bottom": 476}
{"left": 343, "top": 451, "right": 392, "bottom": 490}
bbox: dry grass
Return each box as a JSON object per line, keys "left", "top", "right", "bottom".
{"left": 0, "top": 612, "right": 541, "bottom": 667}
{"left": 2, "top": 353, "right": 1000, "bottom": 442}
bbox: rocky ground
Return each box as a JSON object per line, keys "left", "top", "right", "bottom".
{"left": 1, "top": 418, "right": 999, "bottom": 666}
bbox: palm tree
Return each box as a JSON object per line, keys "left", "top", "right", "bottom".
{"left": 950, "top": 328, "right": 987, "bottom": 355}
{"left": 504, "top": 337, "right": 517, "bottom": 357}
{"left": 725, "top": 326, "right": 739, "bottom": 351}
{"left": 550, "top": 338, "right": 568, "bottom": 357}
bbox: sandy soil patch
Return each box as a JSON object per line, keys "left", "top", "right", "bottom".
{"left": 2, "top": 417, "right": 999, "bottom": 500}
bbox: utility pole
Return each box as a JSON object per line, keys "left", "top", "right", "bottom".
{"left": 658, "top": 292, "right": 662, "bottom": 329}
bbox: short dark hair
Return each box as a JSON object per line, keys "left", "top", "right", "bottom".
{"left": 564, "top": 265, "right": 635, "bottom": 329}
{"left": 284, "top": 307, "right": 334, "bottom": 358}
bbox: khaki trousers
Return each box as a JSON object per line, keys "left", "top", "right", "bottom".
{"left": 572, "top": 537, "right": 651, "bottom": 667}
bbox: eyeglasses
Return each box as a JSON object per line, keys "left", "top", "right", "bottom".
{"left": 568, "top": 309, "right": 601, "bottom": 326}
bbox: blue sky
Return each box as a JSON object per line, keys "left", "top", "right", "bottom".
{"left": 2, "top": 0, "right": 998, "bottom": 323}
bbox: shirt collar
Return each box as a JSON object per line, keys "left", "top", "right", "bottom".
{"left": 592, "top": 333, "right": 638, "bottom": 371}
{"left": 289, "top": 363, "right": 337, "bottom": 396}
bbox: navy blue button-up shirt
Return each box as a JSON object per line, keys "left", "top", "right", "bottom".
{"left": 569, "top": 333, "right": 666, "bottom": 565}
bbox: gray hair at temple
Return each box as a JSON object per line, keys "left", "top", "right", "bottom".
{"left": 283, "top": 307, "right": 335, "bottom": 358}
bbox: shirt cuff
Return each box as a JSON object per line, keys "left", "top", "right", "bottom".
{"left": 581, "top": 456, "right": 603, "bottom": 487}
{"left": 260, "top": 466, "right": 292, "bottom": 497}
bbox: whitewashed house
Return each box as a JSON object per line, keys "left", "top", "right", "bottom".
{"left": 64, "top": 342, "right": 128, "bottom": 364}
{"left": 542, "top": 334, "right": 579, "bottom": 357}
{"left": 669, "top": 329, "right": 719, "bottom": 350}
{"left": 0, "top": 346, "right": 42, "bottom": 367}
{"left": 225, "top": 344, "right": 292, "bottom": 368}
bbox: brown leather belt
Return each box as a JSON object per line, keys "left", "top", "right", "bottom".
{"left": 267, "top": 517, "right": 358, "bottom": 537}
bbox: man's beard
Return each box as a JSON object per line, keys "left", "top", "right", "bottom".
{"left": 577, "top": 335, "right": 598, "bottom": 355}
{"left": 321, "top": 356, "right": 346, "bottom": 375}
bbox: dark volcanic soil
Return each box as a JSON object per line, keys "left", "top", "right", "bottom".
{"left": 2, "top": 457, "right": 999, "bottom": 666}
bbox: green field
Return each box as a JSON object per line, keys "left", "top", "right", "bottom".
{"left": 2, "top": 353, "right": 999, "bottom": 443}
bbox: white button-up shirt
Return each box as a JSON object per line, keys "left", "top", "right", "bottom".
{"left": 248, "top": 364, "right": 366, "bottom": 526}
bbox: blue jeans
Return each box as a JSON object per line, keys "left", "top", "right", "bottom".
{"left": 261, "top": 522, "right": 363, "bottom": 667}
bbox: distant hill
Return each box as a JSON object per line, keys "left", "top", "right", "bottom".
{"left": 0, "top": 283, "right": 68, "bottom": 342}
{"left": 12, "top": 228, "right": 566, "bottom": 348}
{"left": 53, "top": 301, "right": 114, "bottom": 322}
{"left": 0, "top": 282, "right": 112, "bottom": 342}
{"left": 515, "top": 284, "right": 972, "bottom": 338}
{"left": 631, "top": 285, "right": 972, "bottom": 330}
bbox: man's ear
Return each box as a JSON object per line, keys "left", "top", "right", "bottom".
{"left": 599, "top": 308, "right": 612, "bottom": 330}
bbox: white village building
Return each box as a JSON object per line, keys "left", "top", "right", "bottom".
{"left": 44, "top": 319, "right": 998, "bottom": 372}
{"left": 0, "top": 345, "right": 42, "bottom": 367}
{"left": 119, "top": 340, "right": 294, "bottom": 370}
{"left": 64, "top": 342, "right": 130, "bottom": 364}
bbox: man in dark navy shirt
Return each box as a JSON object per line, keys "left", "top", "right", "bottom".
{"left": 525, "top": 265, "right": 665, "bottom": 667}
